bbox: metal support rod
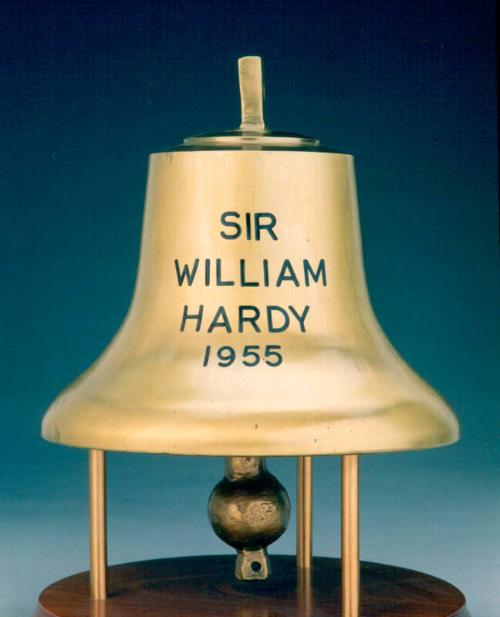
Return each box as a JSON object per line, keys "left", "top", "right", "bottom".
{"left": 297, "top": 455, "right": 313, "bottom": 569}
{"left": 89, "top": 449, "right": 108, "bottom": 600}
{"left": 297, "top": 564, "right": 313, "bottom": 617}
{"left": 341, "top": 454, "right": 360, "bottom": 617}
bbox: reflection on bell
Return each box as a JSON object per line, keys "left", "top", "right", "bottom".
{"left": 37, "top": 57, "right": 468, "bottom": 617}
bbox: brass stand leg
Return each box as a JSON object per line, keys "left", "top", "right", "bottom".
{"left": 297, "top": 456, "right": 313, "bottom": 570}
{"left": 341, "top": 454, "right": 360, "bottom": 617}
{"left": 89, "top": 449, "right": 107, "bottom": 600}
{"left": 297, "top": 565, "right": 313, "bottom": 617}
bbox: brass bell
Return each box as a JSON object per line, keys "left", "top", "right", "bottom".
{"left": 42, "top": 58, "right": 457, "bottom": 457}
{"left": 37, "top": 57, "right": 466, "bottom": 617}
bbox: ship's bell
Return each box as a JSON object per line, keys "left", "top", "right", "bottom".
{"left": 42, "top": 57, "right": 458, "bottom": 456}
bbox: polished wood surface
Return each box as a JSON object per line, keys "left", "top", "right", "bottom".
{"left": 36, "top": 555, "right": 469, "bottom": 617}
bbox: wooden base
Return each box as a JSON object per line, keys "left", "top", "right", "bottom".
{"left": 36, "top": 555, "right": 469, "bottom": 617}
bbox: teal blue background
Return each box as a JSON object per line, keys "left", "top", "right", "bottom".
{"left": 1, "top": 1, "right": 498, "bottom": 615}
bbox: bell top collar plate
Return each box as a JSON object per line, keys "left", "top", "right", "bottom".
{"left": 180, "top": 57, "right": 320, "bottom": 150}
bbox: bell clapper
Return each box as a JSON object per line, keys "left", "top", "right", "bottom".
{"left": 208, "top": 456, "right": 290, "bottom": 580}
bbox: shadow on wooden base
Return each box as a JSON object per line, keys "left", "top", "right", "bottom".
{"left": 36, "top": 555, "right": 469, "bottom": 617}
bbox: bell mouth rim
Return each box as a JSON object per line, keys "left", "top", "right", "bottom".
{"left": 41, "top": 432, "right": 460, "bottom": 457}
{"left": 42, "top": 399, "right": 460, "bottom": 456}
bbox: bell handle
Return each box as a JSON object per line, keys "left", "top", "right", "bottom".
{"left": 238, "top": 56, "right": 266, "bottom": 132}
